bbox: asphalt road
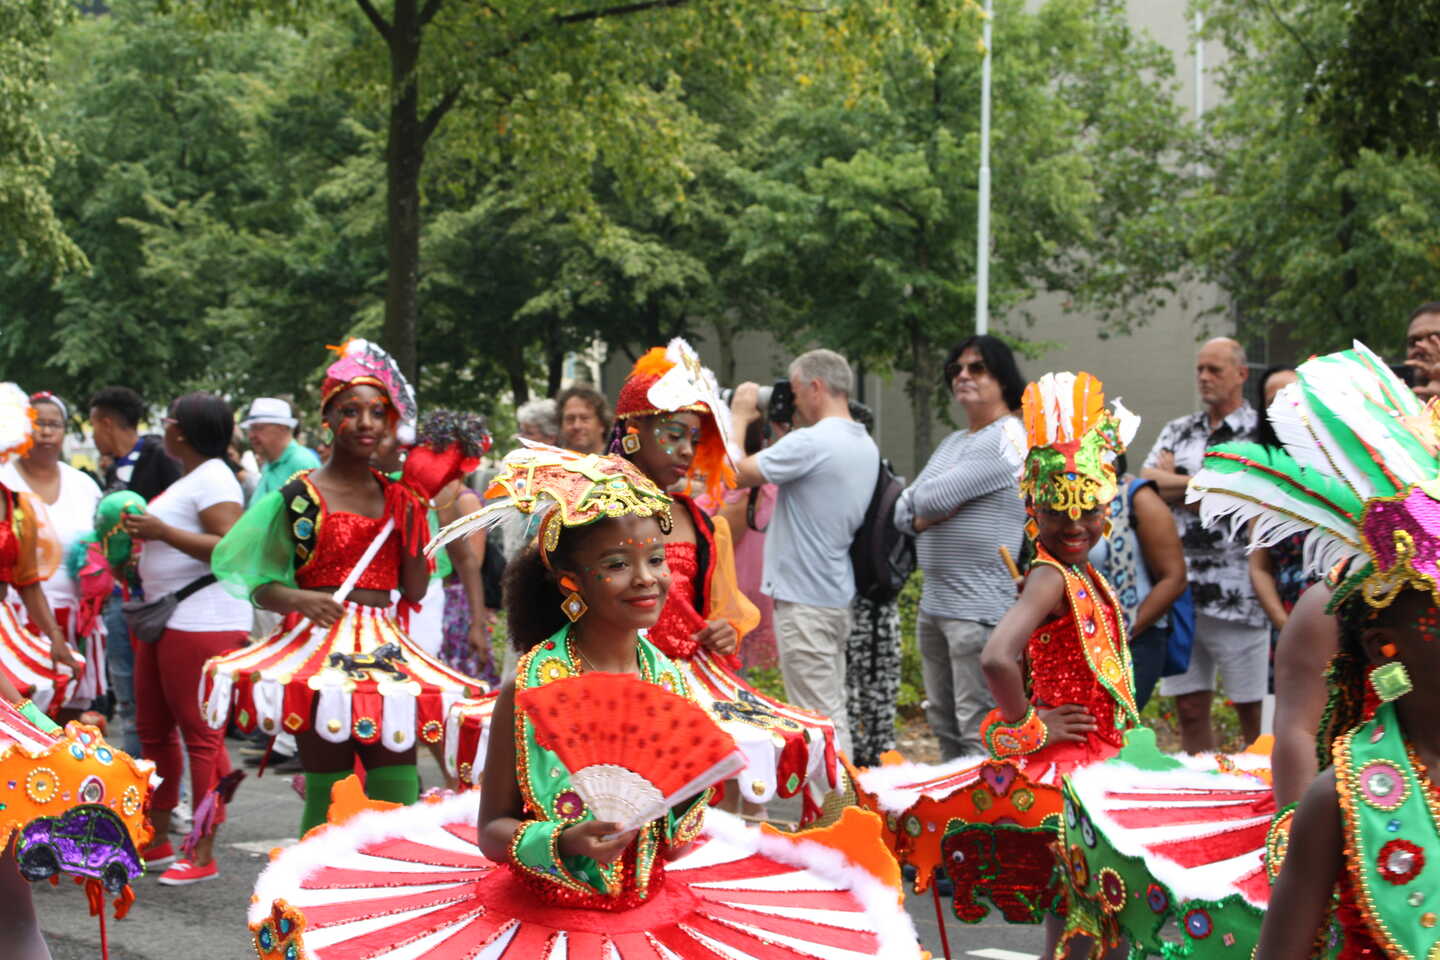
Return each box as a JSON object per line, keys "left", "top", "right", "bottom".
{"left": 38, "top": 738, "right": 1047, "bottom": 960}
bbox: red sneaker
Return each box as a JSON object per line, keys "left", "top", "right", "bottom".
{"left": 141, "top": 841, "right": 175, "bottom": 870}
{"left": 157, "top": 858, "right": 218, "bottom": 885}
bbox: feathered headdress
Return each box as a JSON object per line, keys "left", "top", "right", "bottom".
{"left": 612, "top": 338, "right": 735, "bottom": 501}
{"left": 428, "top": 442, "right": 672, "bottom": 570}
{"left": 321, "top": 339, "right": 417, "bottom": 425}
{"left": 1018, "top": 372, "right": 1139, "bottom": 517}
{"left": 0, "top": 383, "right": 37, "bottom": 462}
{"left": 1187, "top": 341, "right": 1440, "bottom": 611}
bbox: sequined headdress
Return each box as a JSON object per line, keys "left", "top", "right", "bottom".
{"left": 428, "top": 442, "right": 673, "bottom": 570}
{"left": 0, "top": 383, "right": 36, "bottom": 462}
{"left": 1188, "top": 341, "right": 1440, "bottom": 612}
{"left": 321, "top": 339, "right": 417, "bottom": 425}
{"left": 611, "top": 338, "right": 735, "bottom": 500}
{"left": 1018, "top": 372, "right": 1138, "bottom": 518}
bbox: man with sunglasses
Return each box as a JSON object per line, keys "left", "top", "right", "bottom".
{"left": 1405, "top": 301, "right": 1440, "bottom": 399}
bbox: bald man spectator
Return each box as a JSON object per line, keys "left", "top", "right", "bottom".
{"left": 1406, "top": 302, "right": 1440, "bottom": 399}
{"left": 1142, "top": 337, "right": 1267, "bottom": 753}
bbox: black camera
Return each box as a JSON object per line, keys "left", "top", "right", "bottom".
{"left": 766, "top": 379, "right": 795, "bottom": 426}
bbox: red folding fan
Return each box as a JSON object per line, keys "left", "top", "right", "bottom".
{"left": 516, "top": 673, "right": 744, "bottom": 831}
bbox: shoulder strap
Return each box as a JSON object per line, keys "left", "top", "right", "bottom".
{"left": 279, "top": 471, "right": 320, "bottom": 567}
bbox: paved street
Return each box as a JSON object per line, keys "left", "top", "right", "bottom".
{"left": 39, "top": 738, "right": 1046, "bottom": 960}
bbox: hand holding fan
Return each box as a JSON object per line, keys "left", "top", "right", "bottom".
{"left": 516, "top": 673, "right": 744, "bottom": 834}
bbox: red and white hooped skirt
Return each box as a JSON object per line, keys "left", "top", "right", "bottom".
{"left": 441, "top": 647, "right": 840, "bottom": 818}
{"left": 248, "top": 793, "right": 922, "bottom": 960}
{"left": 7, "top": 601, "right": 105, "bottom": 708}
{"left": 201, "top": 602, "right": 488, "bottom": 752}
{"left": 0, "top": 600, "right": 81, "bottom": 714}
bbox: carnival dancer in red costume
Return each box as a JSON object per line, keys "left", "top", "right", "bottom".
{"left": 610, "top": 339, "right": 841, "bottom": 820}
{"left": 202, "top": 341, "right": 487, "bottom": 834}
{"left": 852, "top": 371, "right": 1139, "bottom": 956}
{"left": 247, "top": 447, "right": 921, "bottom": 960}
{"left": 0, "top": 385, "right": 83, "bottom": 717}
{"left": 0, "top": 382, "right": 154, "bottom": 960}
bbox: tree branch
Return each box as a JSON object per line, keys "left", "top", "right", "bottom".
{"left": 354, "top": 0, "right": 393, "bottom": 39}
{"left": 421, "top": 86, "right": 463, "bottom": 145}
{"left": 555, "top": 0, "right": 689, "bottom": 27}
{"left": 419, "top": 0, "right": 445, "bottom": 27}
{"left": 1252, "top": 0, "right": 1319, "bottom": 69}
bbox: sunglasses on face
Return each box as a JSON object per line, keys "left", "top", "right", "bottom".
{"left": 946, "top": 360, "right": 988, "bottom": 381}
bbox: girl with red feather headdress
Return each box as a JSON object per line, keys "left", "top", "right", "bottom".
{"left": 607, "top": 339, "right": 843, "bottom": 822}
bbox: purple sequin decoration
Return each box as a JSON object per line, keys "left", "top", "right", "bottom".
{"left": 1363, "top": 488, "right": 1440, "bottom": 588}
{"left": 16, "top": 805, "right": 142, "bottom": 893}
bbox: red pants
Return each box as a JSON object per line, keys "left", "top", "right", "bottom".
{"left": 133, "top": 628, "right": 245, "bottom": 821}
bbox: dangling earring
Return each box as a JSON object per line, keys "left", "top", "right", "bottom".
{"left": 1369, "top": 660, "right": 1413, "bottom": 703}
{"left": 558, "top": 577, "right": 588, "bottom": 622}
{"left": 621, "top": 425, "right": 641, "bottom": 455}
{"left": 1102, "top": 518, "right": 1113, "bottom": 539}
{"left": 1024, "top": 516, "right": 1039, "bottom": 541}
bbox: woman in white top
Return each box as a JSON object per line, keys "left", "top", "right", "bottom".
{"left": 0, "top": 392, "right": 104, "bottom": 716}
{"left": 120, "top": 392, "right": 247, "bottom": 886}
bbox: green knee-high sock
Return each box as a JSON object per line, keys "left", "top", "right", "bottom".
{"left": 301, "top": 770, "right": 351, "bottom": 835}
{"left": 365, "top": 764, "right": 419, "bottom": 806}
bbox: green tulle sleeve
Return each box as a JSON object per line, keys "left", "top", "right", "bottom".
{"left": 211, "top": 491, "right": 298, "bottom": 605}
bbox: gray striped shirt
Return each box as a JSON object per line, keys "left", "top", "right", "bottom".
{"left": 893, "top": 417, "right": 1026, "bottom": 624}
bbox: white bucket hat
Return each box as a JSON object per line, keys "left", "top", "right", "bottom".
{"left": 240, "top": 397, "right": 298, "bottom": 429}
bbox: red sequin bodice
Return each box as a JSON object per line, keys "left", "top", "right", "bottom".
{"left": 647, "top": 541, "right": 704, "bottom": 660}
{"left": 1025, "top": 595, "right": 1127, "bottom": 768}
{"left": 295, "top": 508, "right": 401, "bottom": 592}
{"left": 0, "top": 491, "right": 16, "bottom": 585}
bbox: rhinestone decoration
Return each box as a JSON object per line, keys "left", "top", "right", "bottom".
{"left": 555, "top": 790, "right": 585, "bottom": 819}
{"left": 326, "top": 718, "right": 343, "bottom": 734}
{"left": 1389, "top": 819, "right": 1403, "bottom": 832}
{"left": 1081, "top": 815, "right": 1097, "bottom": 848}
{"left": 94, "top": 747, "right": 112, "bottom": 765}
{"left": 1184, "top": 908, "right": 1213, "bottom": 939}
{"left": 1069, "top": 844, "right": 1090, "bottom": 889}
{"left": 353, "top": 717, "right": 378, "bottom": 740}
{"left": 68, "top": 743, "right": 86, "bottom": 761}
{"left": 751, "top": 780, "right": 766, "bottom": 797}
{"left": 1146, "top": 883, "right": 1169, "bottom": 914}
{"left": 1357, "top": 760, "right": 1409, "bottom": 811}
{"left": 25, "top": 767, "right": 58, "bottom": 803}
{"left": 1098, "top": 868, "right": 1126, "bottom": 911}
{"left": 1421, "top": 912, "right": 1437, "bottom": 928}
{"left": 78, "top": 775, "right": 104, "bottom": 804}
{"left": 292, "top": 517, "right": 315, "bottom": 540}
{"left": 971, "top": 787, "right": 993, "bottom": 812}
{"left": 1376, "top": 839, "right": 1424, "bottom": 885}
{"left": 1410, "top": 891, "right": 1426, "bottom": 907}
{"left": 284, "top": 713, "right": 305, "bottom": 732}
{"left": 420, "top": 720, "right": 443, "bottom": 743}
{"left": 1013, "top": 788, "right": 1035, "bottom": 812}
{"left": 904, "top": 815, "right": 921, "bottom": 838}
{"left": 121, "top": 785, "right": 141, "bottom": 816}
{"left": 256, "top": 925, "right": 275, "bottom": 952}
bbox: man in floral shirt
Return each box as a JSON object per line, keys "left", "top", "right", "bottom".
{"left": 1142, "top": 337, "right": 1266, "bottom": 753}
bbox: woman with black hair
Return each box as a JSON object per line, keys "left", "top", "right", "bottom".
{"left": 892, "top": 333, "right": 1028, "bottom": 760}
{"left": 120, "top": 390, "right": 248, "bottom": 885}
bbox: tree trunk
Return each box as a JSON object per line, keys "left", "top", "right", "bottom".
{"left": 713, "top": 310, "right": 738, "bottom": 386}
{"left": 908, "top": 319, "right": 935, "bottom": 472}
{"left": 545, "top": 318, "right": 566, "bottom": 395}
{"left": 504, "top": 337, "right": 530, "bottom": 407}
{"left": 382, "top": 0, "right": 423, "bottom": 383}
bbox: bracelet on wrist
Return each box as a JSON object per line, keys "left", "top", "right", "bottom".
{"left": 980, "top": 706, "right": 1048, "bottom": 759}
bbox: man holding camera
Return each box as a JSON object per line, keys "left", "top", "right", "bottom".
{"left": 732, "top": 349, "right": 878, "bottom": 757}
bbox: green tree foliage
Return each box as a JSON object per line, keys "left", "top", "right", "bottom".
{"left": 0, "top": 4, "right": 366, "bottom": 407}
{"left": 0, "top": 0, "right": 85, "bottom": 273}
{"left": 1192, "top": 0, "right": 1440, "bottom": 353}
{"left": 733, "top": 0, "right": 1194, "bottom": 466}
{"left": 189, "top": 0, "right": 880, "bottom": 381}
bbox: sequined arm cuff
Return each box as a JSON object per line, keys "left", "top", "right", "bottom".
{"left": 666, "top": 788, "right": 710, "bottom": 847}
{"left": 15, "top": 699, "right": 61, "bottom": 735}
{"left": 508, "top": 820, "right": 599, "bottom": 895}
{"left": 981, "top": 706, "right": 1047, "bottom": 759}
